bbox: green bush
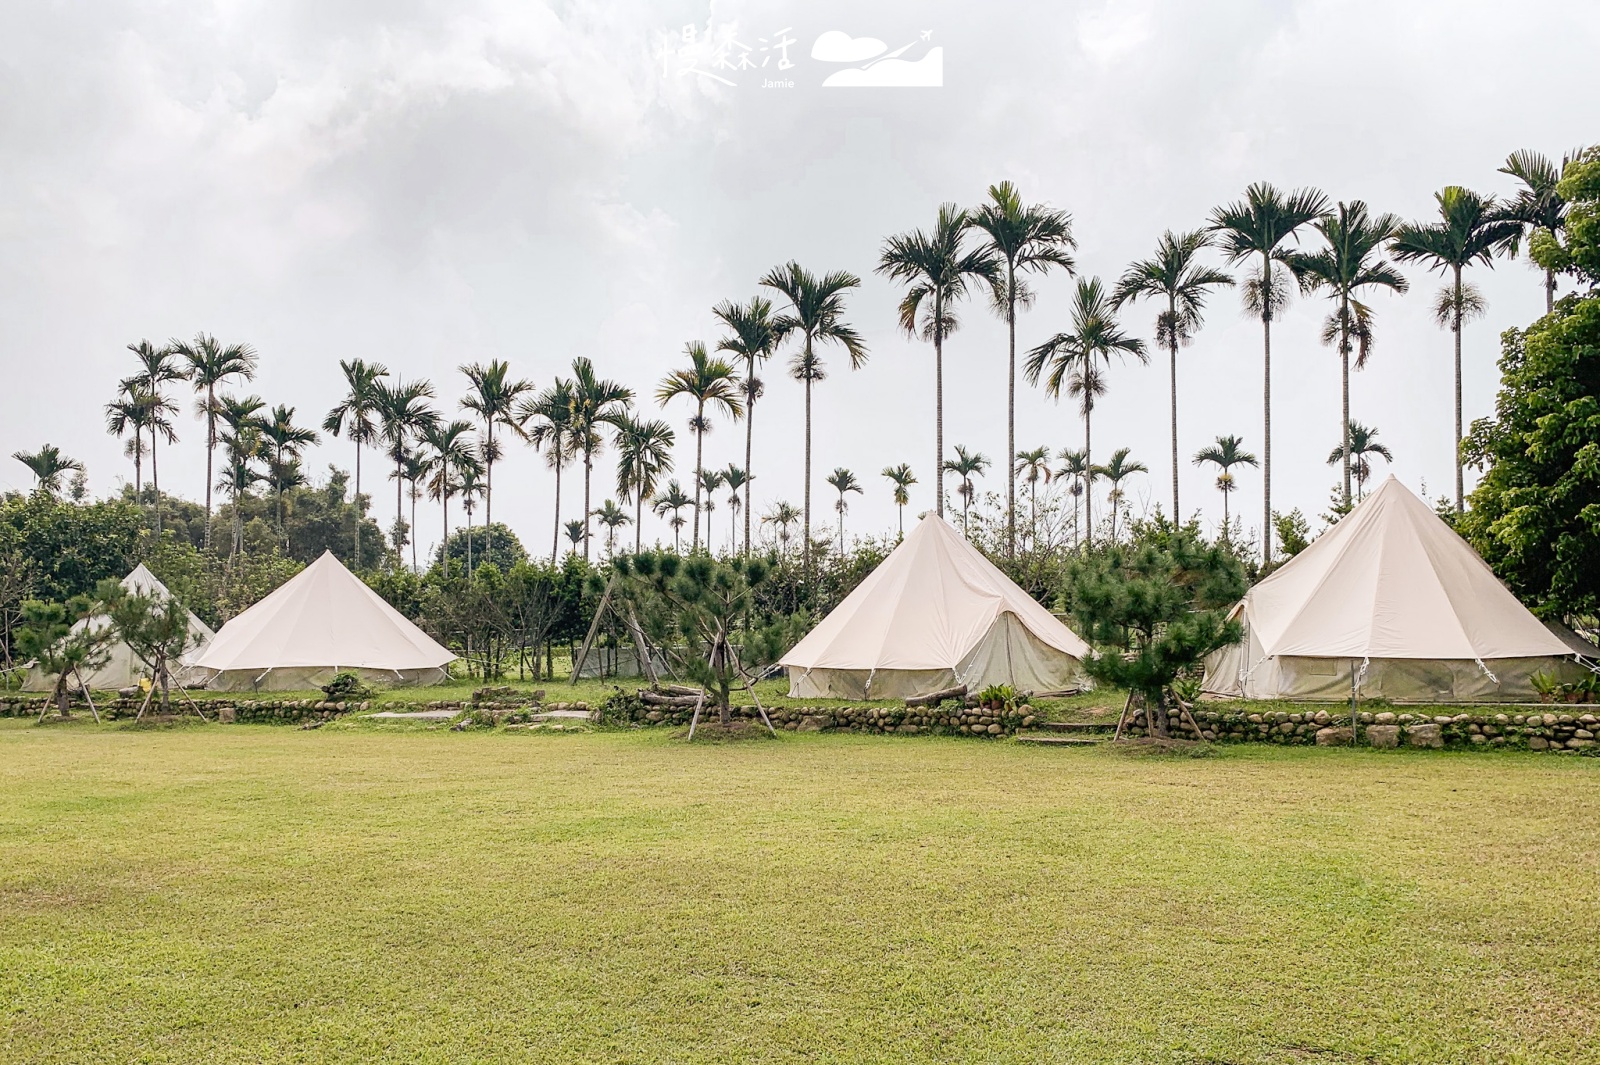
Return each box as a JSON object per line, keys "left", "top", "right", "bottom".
{"left": 320, "top": 672, "right": 376, "bottom": 702}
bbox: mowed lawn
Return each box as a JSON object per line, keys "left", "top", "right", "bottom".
{"left": 1, "top": 722, "right": 1597, "bottom": 1064}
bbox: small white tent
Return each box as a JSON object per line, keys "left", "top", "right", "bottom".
{"left": 22, "top": 564, "right": 215, "bottom": 692}
{"left": 1203, "top": 476, "right": 1593, "bottom": 702}
{"left": 193, "top": 551, "right": 455, "bottom": 691}
{"left": 781, "top": 513, "right": 1089, "bottom": 699}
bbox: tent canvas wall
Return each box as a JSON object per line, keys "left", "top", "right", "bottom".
{"left": 1202, "top": 477, "right": 1593, "bottom": 702}
{"left": 781, "top": 514, "right": 1089, "bottom": 699}
{"left": 22, "top": 564, "right": 215, "bottom": 692}
{"left": 193, "top": 551, "right": 455, "bottom": 691}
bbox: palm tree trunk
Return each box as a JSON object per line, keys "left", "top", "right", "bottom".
{"left": 803, "top": 346, "right": 813, "bottom": 578}
{"left": 151, "top": 427, "right": 161, "bottom": 533}
{"left": 484, "top": 421, "right": 493, "bottom": 535}
{"left": 1546, "top": 267, "right": 1555, "bottom": 316}
{"left": 934, "top": 298, "right": 945, "bottom": 520}
{"left": 204, "top": 395, "right": 216, "bottom": 551}
{"left": 410, "top": 488, "right": 418, "bottom": 571}
{"left": 354, "top": 441, "right": 363, "bottom": 566}
{"left": 1453, "top": 265, "right": 1464, "bottom": 513}
{"left": 395, "top": 455, "right": 404, "bottom": 554}
{"left": 583, "top": 447, "right": 593, "bottom": 561}
{"left": 551, "top": 454, "right": 563, "bottom": 564}
{"left": 1341, "top": 302, "right": 1352, "bottom": 508}
{"left": 636, "top": 493, "right": 643, "bottom": 553}
{"left": 1006, "top": 276, "right": 1016, "bottom": 556}
{"left": 1083, "top": 408, "right": 1093, "bottom": 550}
{"left": 692, "top": 406, "right": 704, "bottom": 551}
{"left": 1168, "top": 298, "right": 1180, "bottom": 519}
{"left": 1223, "top": 486, "right": 1231, "bottom": 539}
{"left": 898, "top": 502, "right": 904, "bottom": 536}
{"left": 744, "top": 356, "right": 755, "bottom": 556}
{"left": 1261, "top": 290, "right": 1273, "bottom": 568}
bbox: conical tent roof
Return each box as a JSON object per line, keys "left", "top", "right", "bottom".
{"left": 22, "top": 564, "right": 214, "bottom": 691}
{"left": 193, "top": 551, "right": 454, "bottom": 676}
{"left": 1242, "top": 476, "right": 1571, "bottom": 660}
{"left": 781, "top": 513, "right": 1089, "bottom": 673}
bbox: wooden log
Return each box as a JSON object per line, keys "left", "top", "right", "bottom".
{"left": 906, "top": 685, "right": 966, "bottom": 709}
{"left": 638, "top": 690, "right": 703, "bottom": 708}
{"left": 654, "top": 684, "right": 704, "bottom": 697}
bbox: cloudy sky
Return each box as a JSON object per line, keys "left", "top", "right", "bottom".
{"left": 1, "top": 0, "right": 1594, "bottom": 559}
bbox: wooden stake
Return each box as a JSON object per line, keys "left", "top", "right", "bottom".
{"left": 570, "top": 576, "right": 616, "bottom": 685}
{"left": 686, "top": 687, "right": 706, "bottom": 741}
{"left": 73, "top": 669, "right": 101, "bottom": 725}
{"left": 1111, "top": 690, "right": 1135, "bottom": 742}
{"left": 133, "top": 682, "right": 157, "bottom": 723}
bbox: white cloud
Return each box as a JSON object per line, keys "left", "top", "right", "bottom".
{"left": 810, "top": 30, "right": 886, "bottom": 63}
{"left": 821, "top": 48, "right": 942, "bottom": 88}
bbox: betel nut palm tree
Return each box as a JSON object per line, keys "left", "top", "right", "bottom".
{"left": 1209, "top": 182, "right": 1330, "bottom": 564}
{"left": 761, "top": 261, "right": 867, "bottom": 574}
{"left": 969, "top": 181, "right": 1075, "bottom": 555}
{"left": 1112, "top": 230, "right": 1233, "bottom": 519}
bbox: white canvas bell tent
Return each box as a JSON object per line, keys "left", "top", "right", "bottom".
{"left": 22, "top": 564, "right": 215, "bottom": 692}
{"left": 193, "top": 551, "right": 455, "bottom": 691}
{"left": 781, "top": 513, "right": 1089, "bottom": 699}
{"left": 1202, "top": 476, "right": 1594, "bottom": 702}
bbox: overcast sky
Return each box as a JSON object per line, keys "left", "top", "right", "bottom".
{"left": 2, "top": 0, "right": 1595, "bottom": 560}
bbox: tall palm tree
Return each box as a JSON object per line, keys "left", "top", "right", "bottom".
{"left": 942, "top": 446, "right": 990, "bottom": 534}
{"left": 652, "top": 481, "right": 693, "bottom": 552}
{"left": 1193, "top": 435, "right": 1258, "bottom": 541}
{"left": 1327, "top": 420, "right": 1394, "bottom": 500}
{"left": 562, "top": 520, "right": 586, "bottom": 555}
{"left": 459, "top": 360, "right": 533, "bottom": 537}
{"left": 517, "top": 378, "right": 577, "bottom": 564}
{"left": 171, "top": 334, "right": 258, "bottom": 549}
{"left": 614, "top": 413, "right": 676, "bottom": 552}
{"left": 1014, "top": 446, "right": 1053, "bottom": 546}
{"left": 1112, "top": 230, "right": 1234, "bottom": 519}
{"left": 323, "top": 359, "right": 389, "bottom": 565}
{"left": 1286, "top": 202, "right": 1408, "bottom": 508}
{"left": 881, "top": 464, "right": 916, "bottom": 537}
{"left": 763, "top": 501, "right": 801, "bottom": 554}
{"left": 12, "top": 445, "right": 83, "bottom": 496}
{"left": 1210, "top": 183, "right": 1330, "bottom": 565}
{"left": 876, "top": 204, "right": 999, "bottom": 522}
{"left": 373, "top": 378, "right": 439, "bottom": 558}
{"left": 260, "top": 405, "right": 318, "bottom": 538}
{"left": 422, "top": 419, "right": 478, "bottom": 567}
{"left": 105, "top": 381, "right": 155, "bottom": 496}
{"left": 657, "top": 342, "right": 742, "bottom": 551}
{"left": 723, "top": 465, "right": 748, "bottom": 553}
{"left": 714, "top": 296, "right": 780, "bottom": 554}
{"left": 593, "top": 499, "right": 631, "bottom": 557}
{"left": 127, "top": 340, "right": 186, "bottom": 532}
{"left": 1094, "top": 447, "right": 1147, "bottom": 542}
{"left": 696, "top": 468, "right": 726, "bottom": 547}
{"left": 1055, "top": 448, "right": 1089, "bottom": 549}
{"left": 1025, "top": 277, "right": 1146, "bottom": 548}
{"left": 1498, "top": 147, "right": 1593, "bottom": 313}
{"left": 570, "top": 357, "right": 634, "bottom": 561}
{"left": 1391, "top": 186, "right": 1523, "bottom": 512}
{"left": 458, "top": 462, "right": 485, "bottom": 574}
{"left": 217, "top": 427, "right": 264, "bottom": 564}
{"left": 824, "top": 468, "right": 862, "bottom": 553}
{"left": 760, "top": 261, "right": 868, "bottom": 574}
{"left": 970, "top": 181, "right": 1076, "bottom": 554}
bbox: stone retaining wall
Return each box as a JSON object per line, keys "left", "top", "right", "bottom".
{"left": 602, "top": 695, "right": 1039, "bottom": 736}
{"left": 0, "top": 695, "right": 369, "bottom": 724}
{"left": 1144, "top": 706, "right": 1600, "bottom": 754}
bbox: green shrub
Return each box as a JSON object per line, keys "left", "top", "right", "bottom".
{"left": 320, "top": 672, "right": 376, "bottom": 702}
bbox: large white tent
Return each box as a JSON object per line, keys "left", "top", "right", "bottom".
{"left": 193, "top": 551, "right": 455, "bottom": 691}
{"left": 1203, "top": 476, "right": 1594, "bottom": 702}
{"left": 781, "top": 513, "right": 1089, "bottom": 699}
{"left": 23, "top": 564, "right": 215, "bottom": 692}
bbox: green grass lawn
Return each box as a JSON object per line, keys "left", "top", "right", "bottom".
{"left": 1, "top": 721, "right": 1596, "bottom": 1064}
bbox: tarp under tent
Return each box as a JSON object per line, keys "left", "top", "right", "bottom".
{"left": 192, "top": 551, "right": 455, "bottom": 691}
{"left": 22, "top": 564, "right": 215, "bottom": 692}
{"left": 1202, "top": 476, "right": 1595, "bottom": 702}
{"left": 781, "top": 513, "right": 1090, "bottom": 699}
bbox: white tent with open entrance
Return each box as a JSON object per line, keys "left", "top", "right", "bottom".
{"left": 1202, "top": 476, "right": 1595, "bottom": 702}
{"left": 192, "top": 551, "right": 455, "bottom": 691}
{"left": 781, "top": 513, "right": 1090, "bottom": 699}
{"left": 22, "top": 563, "right": 215, "bottom": 692}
